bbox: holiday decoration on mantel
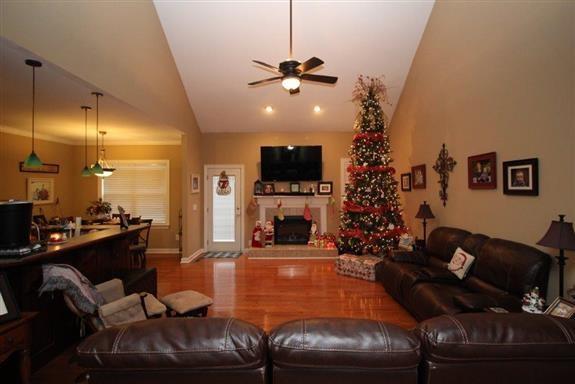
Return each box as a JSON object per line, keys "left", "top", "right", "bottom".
{"left": 432, "top": 143, "right": 457, "bottom": 206}
{"left": 216, "top": 170, "right": 231, "bottom": 196}
{"left": 338, "top": 76, "right": 406, "bottom": 255}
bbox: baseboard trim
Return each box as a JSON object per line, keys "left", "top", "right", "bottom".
{"left": 180, "top": 248, "right": 205, "bottom": 264}
{"left": 147, "top": 248, "right": 180, "bottom": 254}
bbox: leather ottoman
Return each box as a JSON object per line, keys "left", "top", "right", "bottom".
{"left": 416, "top": 313, "right": 575, "bottom": 384}
{"left": 76, "top": 317, "right": 268, "bottom": 384}
{"left": 269, "top": 318, "right": 420, "bottom": 384}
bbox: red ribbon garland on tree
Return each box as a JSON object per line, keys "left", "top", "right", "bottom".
{"left": 347, "top": 164, "right": 396, "bottom": 174}
{"left": 340, "top": 227, "right": 406, "bottom": 242}
{"left": 353, "top": 132, "right": 387, "bottom": 141}
{"left": 343, "top": 200, "right": 390, "bottom": 214}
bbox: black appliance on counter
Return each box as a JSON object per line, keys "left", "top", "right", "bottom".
{"left": 0, "top": 200, "right": 45, "bottom": 257}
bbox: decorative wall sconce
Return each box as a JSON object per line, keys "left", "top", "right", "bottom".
{"left": 432, "top": 143, "right": 456, "bottom": 206}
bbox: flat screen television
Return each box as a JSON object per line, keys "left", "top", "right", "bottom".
{"left": 260, "top": 146, "right": 322, "bottom": 182}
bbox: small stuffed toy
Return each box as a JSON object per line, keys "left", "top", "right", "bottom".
{"left": 251, "top": 220, "right": 263, "bottom": 248}
{"left": 264, "top": 220, "right": 274, "bottom": 247}
{"left": 308, "top": 221, "right": 318, "bottom": 246}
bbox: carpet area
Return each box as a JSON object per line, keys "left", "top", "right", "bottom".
{"left": 201, "top": 251, "right": 242, "bottom": 259}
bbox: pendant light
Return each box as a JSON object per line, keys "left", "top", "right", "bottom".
{"left": 80, "top": 105, "right": 92, "bottom": 177}
{"left": 23, "top": 59, "right": 43, "bottom": 167}
{"left": 90, "top": 92, "right": 104, "bottom": 176}
{"left": 96, "top": 131, "right": 115, "bottom": 178}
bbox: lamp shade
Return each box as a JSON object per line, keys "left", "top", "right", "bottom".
{"left": 415, "top": 201, "right": 435, "bottom": 219}
{"left": 537, "top": 215, "right": 575, "bottom": 250}
{"left": 24, "top": 151, "right": 42, "bottom": 167}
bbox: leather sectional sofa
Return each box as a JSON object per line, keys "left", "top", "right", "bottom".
{"left": 76, "top": 314, "right": 575, "bottom": 383}
{"left": 75, "top": 227, "right": 572, "bottom": 383}
{"left": 376, "top": 226, "right": 551, "bottom": 320}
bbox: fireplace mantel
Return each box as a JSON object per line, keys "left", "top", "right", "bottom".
{"left": 255, "top": 195, "right": 331, "bottom": 234}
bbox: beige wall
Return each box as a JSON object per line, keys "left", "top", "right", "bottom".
{"left": 202, "top": 132, "right": 353, "bottom": 246}
{"left": 0, "top": 132, "right": 182, "bottom": 250}
{"left": 389, "top": 1, "right": 575, "bottom": 299}
{"left": 0, "top": 132, "right": 75, "bottom": 218}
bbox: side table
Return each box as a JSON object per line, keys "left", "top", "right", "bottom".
{"left": 0, "top": 312, "right": 38, "bottom": 384}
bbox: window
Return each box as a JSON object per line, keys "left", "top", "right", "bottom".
{"left": 101, "top": 160, "right": 170, "bottom": 225}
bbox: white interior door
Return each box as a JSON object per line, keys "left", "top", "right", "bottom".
{"left": 204, "top": 165, "right": 243, "bottom": 252}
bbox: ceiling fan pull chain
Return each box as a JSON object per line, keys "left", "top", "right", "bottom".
{"left": 289, "top": 0, "right": 293, "bottom": 58}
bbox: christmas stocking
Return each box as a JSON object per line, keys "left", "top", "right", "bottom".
{"left": 277, "top": 199, "right": 285, "bottom": 221}
{"left": 303, "top": 203, "right": 312, "bottom": 221}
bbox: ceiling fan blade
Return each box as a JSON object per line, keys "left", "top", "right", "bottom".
{"left": 301, "top": 73, "right": 338, "bottom": 84}
{"left": 248, "top": 77, "right": 282, "bottom": 86}
{"left": 289, "top": 88, "right": 300, "bottom": 95}
{"left": 253, "top": 60, "right": 279, "bottom": 71}
{"left": 297, "top": 57, "right": 324, "bottom": 73}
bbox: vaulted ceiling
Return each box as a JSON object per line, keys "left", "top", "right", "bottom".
{"left": 154, "top": 0, "right": 434, "bottom": 133}
{"left": 1, "top": 1, "right": 434, "bottom": 143}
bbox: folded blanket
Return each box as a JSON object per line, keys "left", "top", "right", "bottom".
{"left": 39, "top": 264, "right": 105, "bottom": 314}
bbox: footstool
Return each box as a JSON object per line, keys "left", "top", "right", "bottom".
{"left": 160, "top": 290, "right": 213, "bottom": 317}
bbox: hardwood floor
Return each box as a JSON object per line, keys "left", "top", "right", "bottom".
{"left": 151, "top": 254, "right": 416, "bottom": 331}
{"left": 29, "top": 253, "right": 415, "bottom": 383}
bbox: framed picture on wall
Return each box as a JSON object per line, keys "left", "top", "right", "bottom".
{"left": 400, "top": 173, "right": 411, "bottom": 192}
{"left": 19, "top": 162, "right": 59, "bottom": 174}
{"left": 502, "top": 158, "right": 538, "bottom": 196}
{"left": 190, "top": 174, "right": 200, "bottom": 194}
{"left": 27, "top": 178, "right": 55, "bottom": 205}
{"left": 468, "top": 152, "right": 496, "bottom": 189}
{"left": 317, "top": 181, "right": 333, "bottom": 195}
{"left": 411, "top": 164, "right": 426, "bottom": 189}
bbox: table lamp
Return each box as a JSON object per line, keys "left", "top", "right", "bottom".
{"left": 537, "top": 214, "right": 575, "bottom": 297}
{"left": 415, "top": 201, "right": 435, "bottom": 247}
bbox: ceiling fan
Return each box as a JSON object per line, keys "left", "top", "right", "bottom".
{"left": 248, "top": 0, "right": 338, "bottom": 95}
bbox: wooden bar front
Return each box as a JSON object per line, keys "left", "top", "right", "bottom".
{"left": 0, "top": 224, "right": 148, "bottom": 369}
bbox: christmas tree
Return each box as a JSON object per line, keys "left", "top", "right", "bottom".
{"left": 338, "top": 76, "right": 406, "bottom": 255}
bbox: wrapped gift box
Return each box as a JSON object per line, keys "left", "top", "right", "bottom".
{"left": 335, "top": 254, "right": 382, "bottom": 281}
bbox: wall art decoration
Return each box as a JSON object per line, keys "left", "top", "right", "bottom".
{"left": 503, "top": 158, "right": 538, "bottom": 196}
{"left": 19, "top": 162, "right": 59, "bottom": 174}
{"left": 468, "top": 152, "right": 496, "bottom": 189}
{"left": 27, "top": 178, "right": 55, "bottom": 205}
{"left": 432, "top": 143, "right": 457, "bottom": 206}
{"left": 190, "top": 174, "right": 200, "bottom": 194}
{"left": 411, "top": 164, "right": 426, "bottom": 189}
{"left": 400, "top": 173, "right": 412, "bottom": 191}
{"left": 317, "top": 181, "right": 333, "bottom": 195}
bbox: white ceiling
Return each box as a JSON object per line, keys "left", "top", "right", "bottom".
{"left": 154, "top": 0, "right": 434, "bottom": 133}
{"left": 0, "top": 38, "right": 182, "bottom": 145}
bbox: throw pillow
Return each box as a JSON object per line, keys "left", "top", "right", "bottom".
{"left": 447, "top": 247, "right": 475, "bottom": 279}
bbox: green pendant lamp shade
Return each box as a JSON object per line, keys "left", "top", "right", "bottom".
{"left": 23, "top": 59, "right": 43, "bottom": 167}
{"left": 81, "top": 105, "right": 92, "bottom": 177}
{"left": 91, "top": 92, "right": 104, "bottom": 176}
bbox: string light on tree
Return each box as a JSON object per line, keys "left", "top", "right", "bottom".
{"left": 338, "top": 75, "right": 406, "bottom": 255}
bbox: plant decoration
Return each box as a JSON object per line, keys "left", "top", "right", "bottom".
{"left": 86, "top": 198, "right": 112, "bottom": 217}
{"left": 338, "top": 75, "right": 406, "bottom": 255}
{"left": 432, "top": 143, "right": 456, "bottom": 206}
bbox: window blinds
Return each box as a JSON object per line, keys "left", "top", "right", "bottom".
{"left": 101, "top": 160, "right": 169, "bottom": 225}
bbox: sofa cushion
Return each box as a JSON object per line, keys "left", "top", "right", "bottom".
{"left": 447, "top": 247, "right": 475, "bottom": 280}
{"left": 427, "top": 227, "right": 472, "bottom": 263}
{"left": 416, "top": 313, "right": 575, "bottom": 361}
{"left": 76, "top": 317, "right": 267, "bottom": 370}
{"left": 473, "top": 239, "right": 550, "bottom": 297}
{"left": 408, "top": 283, "right": 467, "bottom": 320}
{"left": 269, "top": 318, "right": 420, "bottom": 370}
{"left": 390, "top": 250, "right": 428, "bottom": 265}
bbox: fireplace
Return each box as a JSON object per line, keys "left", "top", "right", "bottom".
{"left": 274, "top": 216, "right": 311, "bottom": 245}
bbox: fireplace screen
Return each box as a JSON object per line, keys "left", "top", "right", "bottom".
{"left": 274, "top": 216, "right": 312, "bottom": 245}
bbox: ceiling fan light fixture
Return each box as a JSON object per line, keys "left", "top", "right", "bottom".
{"left": 282, "top": 75, "right": 300, "bottom": 91}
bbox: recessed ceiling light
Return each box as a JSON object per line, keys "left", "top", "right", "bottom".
{"left": 313, "top": 105, "right": 321, "bottom": 113}
{"left": 265, "top": 105, "right": 273, "bottom": 113}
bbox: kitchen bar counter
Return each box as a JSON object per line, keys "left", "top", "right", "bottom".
{"left": 0, "top": 224, "right": 149, "bottom": 369}
{"left": 0, "top": 224, "right": 149, "bottom": 268}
